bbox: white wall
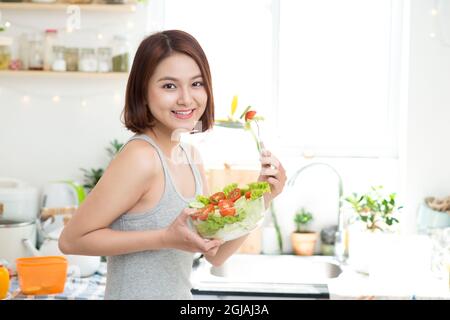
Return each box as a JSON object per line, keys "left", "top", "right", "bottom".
{"left": 400, "top": 0, "right": 450, "bottom": 234}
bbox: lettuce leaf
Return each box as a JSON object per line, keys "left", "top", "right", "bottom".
{"left": 196, "top": 195, "right": 210, "bottom": 205}
{"left": 195, "top": 207, "right": 246, "bottom": 237}
{"left": 222, "top": 183, "right": 238, "bottom": 197}
{"left": 248, "top": 181, "right": 271, "bottom": 200}
{"left": 191, "top": 181, "right": 271, "bottom": 239}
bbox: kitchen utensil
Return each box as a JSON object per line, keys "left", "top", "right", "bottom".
{"left": 0, "top": 178, "right": 39, "bottom": 222}
{"left": 41, "top": 180, "right": 85, "bottom": 209}
{"left": 40, "top": 181, "right": 85, "bottom": 234}
{"left": 16, "top": 256, "right": 68, "bottom": 295}
{"left": 0, "top": 219, "right": 37, "bottom": 272}
{"left": 253, "top": 118, "right": 265, "bottom": 155}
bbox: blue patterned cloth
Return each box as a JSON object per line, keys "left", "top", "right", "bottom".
{"left": 8, "top": 263, "right": 106, "bottom": 300}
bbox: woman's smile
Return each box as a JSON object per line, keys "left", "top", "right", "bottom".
{"left": 171, "top": 108, "right": 195, "bottom": 120}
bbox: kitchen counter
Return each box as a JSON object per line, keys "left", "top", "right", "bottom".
{"left": 191, "top": 254, "right": 450, "bottom": 300}
{"left": 327, "top": 266, "right": 450, "bottom": 300}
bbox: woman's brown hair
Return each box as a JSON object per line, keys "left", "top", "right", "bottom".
{"left": 122, "top": 30, "right": 215, "bottom": 133}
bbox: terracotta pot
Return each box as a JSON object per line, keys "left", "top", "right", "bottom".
{"left": 291, "top": 232, "right": 318, "bottom": 256}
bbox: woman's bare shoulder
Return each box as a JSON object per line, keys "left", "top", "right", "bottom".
{"left": 110, "top": 139, "right": 160, "bottom": 175}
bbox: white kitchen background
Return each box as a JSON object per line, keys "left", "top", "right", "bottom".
{"left": 1, "top": 0, "right": 450, "bottom": 253}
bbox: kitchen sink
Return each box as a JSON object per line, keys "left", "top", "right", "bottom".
{"left": 191, "top": 254, "right": 343, "bottom": 298}
{"left": 209, "top": 254, "right": 342, "bottom": 285}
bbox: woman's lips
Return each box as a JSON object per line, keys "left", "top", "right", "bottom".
{"left": 171, "top": 109, "right": 194, "bottom": 119}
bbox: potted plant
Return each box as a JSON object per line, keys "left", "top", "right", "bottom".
{"left": 291, "top": 208, "right": 318, "bottom": 256}
{"left": 344, "top": 185, "right": 402, "bottom": 273}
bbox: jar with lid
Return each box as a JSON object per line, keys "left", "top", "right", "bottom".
{"left": 51, "top": 46, "right": 66, "bottom": 72}
{"left": 79, "top": 48, "right": 97, "bottom": 72}
{"left": 28, "top": 34, "right": 44, "bottom": 71}
{"left": 0, "top": 36, "right": 12, "bottom": 70}
{"left": 64, "top": 47, "right": 79, "bottom": 72}
{"left": 43, "top": 29, "right": 58, "bottom": 71}
{"left": 97, "top": 47, "right": 112, "bottom": 73}
{"left": 112, "top": 35, "right": 130, "bottom": 72}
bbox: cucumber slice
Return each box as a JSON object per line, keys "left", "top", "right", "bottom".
{"left": 189, "top": 201, "right": 205, "bottom": 209}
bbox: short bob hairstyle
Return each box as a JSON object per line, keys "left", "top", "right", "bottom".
{"left": 122, "top": 30, "right": 215, "bottom": 133}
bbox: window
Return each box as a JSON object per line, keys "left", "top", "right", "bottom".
{"left": 278, "top": 0, "right": 401, "bottom": 158}
{"left": 163, "top": 0, "right": 403, "bottom": 162}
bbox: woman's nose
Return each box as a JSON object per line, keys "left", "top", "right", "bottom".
{"left": 177, "top": 87, "right": 194, "bottom": 107}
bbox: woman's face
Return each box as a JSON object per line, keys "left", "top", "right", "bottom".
{"left": 147, "top": 53, "right": 208, "bottom": 134}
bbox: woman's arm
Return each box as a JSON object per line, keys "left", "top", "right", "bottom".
{"left": 59, "top": 141, "right": 222, "bottom": 257}
{"left": 59, "top": 140, "right": 165, "bottom": 256}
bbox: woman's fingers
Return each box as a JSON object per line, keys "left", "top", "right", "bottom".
{"left": 257, "top": 150, "right": 287, "bottom": 198}
{"left": 260, "top": 167, "right": 278, "bottom": 176}
{"left": 181, "top": 207, "right": 198, "bottom": 223}
{"left": 259, "top": 155, "right": 280, "bottom": 169}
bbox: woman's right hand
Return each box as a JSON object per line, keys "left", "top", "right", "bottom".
{"left": 162, "top": 208, "right": 223, "bottom": 255}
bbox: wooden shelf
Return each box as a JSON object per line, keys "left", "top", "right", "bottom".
{"left": 0, "top": 70, "right": 128, "bottom": 79}
{"left": 0, "top": 2, "right": 137, "bottom": 13}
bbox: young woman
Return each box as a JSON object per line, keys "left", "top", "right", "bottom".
{"left": 59, "top": 30, "right": 287, "bottom": 299}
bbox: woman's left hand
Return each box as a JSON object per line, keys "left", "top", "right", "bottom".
{"left": 258, "top": 149, "right": 287, "bottom": 205}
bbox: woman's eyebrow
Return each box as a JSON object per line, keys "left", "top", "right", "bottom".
{"left": 157, "top": 75, "right": 202, "bottom": 82}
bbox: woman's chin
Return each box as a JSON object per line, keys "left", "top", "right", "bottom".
{"left": 168, "top": 122, "right": 197, "bottom": 134}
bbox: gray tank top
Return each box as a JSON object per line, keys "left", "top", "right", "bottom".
{"left": 104, "top": 133, "right": 203, "bottom": 300}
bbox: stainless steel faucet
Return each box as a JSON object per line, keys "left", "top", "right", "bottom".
{"left": 287, "top": 162, "right": 347, "bottom": 263}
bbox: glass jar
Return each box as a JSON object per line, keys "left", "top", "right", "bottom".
{"left": 43, "top": 29, "right": 58, "bottom": 71}
{"left": 104, "top": 0, "right": 126, "bottom": 4}
{"left": 18, "top": 33, "right": 29, "bottom": 70}
{"left": 97, "top": 47, "right": 112, "bottom": 73}
{"left": 28, "top": 34, "right": 44, "bottom": 71}
{"left": 112, "top": 35, "right": 130, "bottom": 72}
{"left": 64, "top": 47, "right": 79, "bottom": 72}
{"left": 51, "top": 46, "right": 66, "bottom": 72}
{"left": 0, "top": 36, "right": 12, "bottom": 70}
{"left": 79, "top": 48, "right": 97, "bottom": 72}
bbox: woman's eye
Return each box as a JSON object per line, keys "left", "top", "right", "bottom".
{"left": 193, "top": 81, "right": 204, "bottom": 87}
{"left": 163, "top": 83, "right": 176, "bottom": 89}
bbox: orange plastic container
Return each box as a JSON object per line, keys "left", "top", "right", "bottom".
{"left": 16, "top": 256, "right": 68, "bottom": 295}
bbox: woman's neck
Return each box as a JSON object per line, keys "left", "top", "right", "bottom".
{"left": 143, "top": 126, "right": 183, "bottom": 159}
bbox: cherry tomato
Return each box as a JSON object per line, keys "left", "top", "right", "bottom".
{"left": 227, "top": 188, "right": 241, "bottom": 202}
{"left": 191, "top": 204, "right": 214, "bottom": 221}
{"left": 209, "top": 192, "right": 226, "bottom": 204}
{"left": 245, "top": 191, "right": 252, "bottom": 199}
{"left": 245, "top": 110, "right": 257, "bottom": 121}
{"left": 220, "top": 207, "right": 236, "bottom": 217}
{"left": 191, "top": 211, "right": 207, "bottom": 221}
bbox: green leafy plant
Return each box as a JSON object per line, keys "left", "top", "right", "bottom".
{"left": 106, "top": 139, "right": 124, "bottom": 160}
{"left": 80, "top": 168, "right": 104, "bottom": 191}
{"left": 345, "top": 186, "right": 402, "bottom": 232}
{"left": 80, "top": 139, "right": 124, "bottom": 192}
{"left": 294, "top": 207, "right": 313, "bottom": 233}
